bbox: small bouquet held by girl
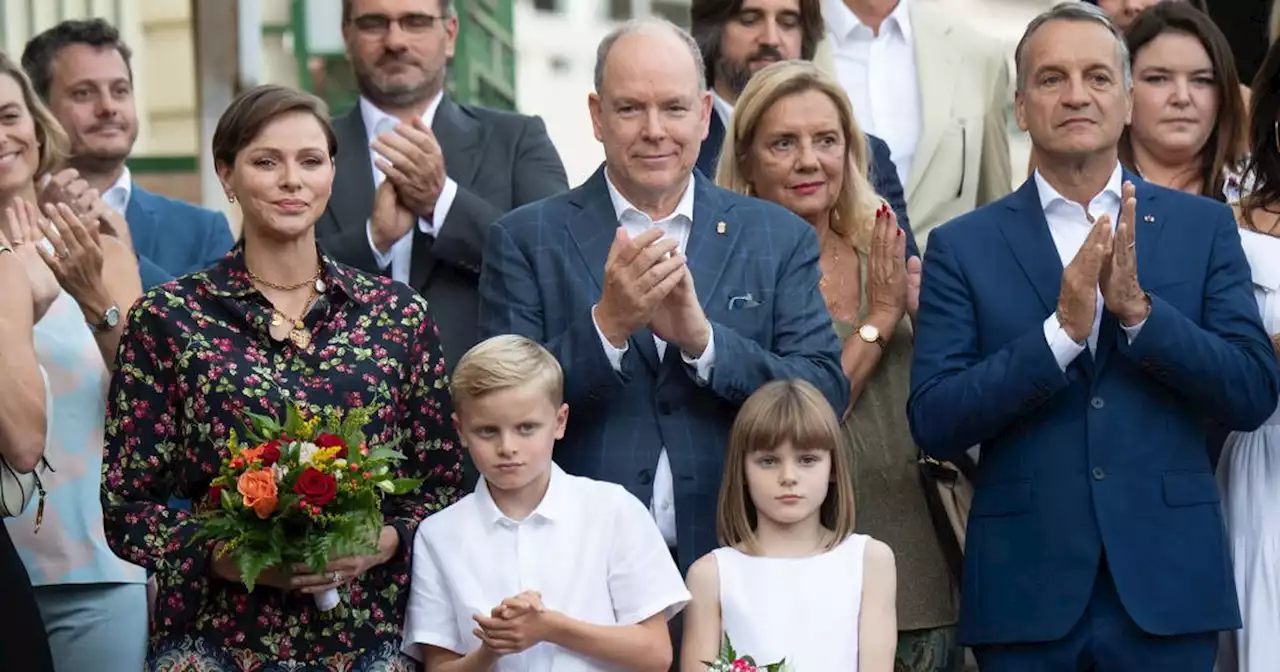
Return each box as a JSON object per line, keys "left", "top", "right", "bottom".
{"left": 193, "top": 400, "right": 421, "bottom": 610}
{"left": 704, "top": 634, "right": 793, "bottom": 672}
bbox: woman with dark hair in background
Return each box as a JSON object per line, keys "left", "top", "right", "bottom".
{"left": 1119, "top": 2, "right": 1249, "bottom": 201}
{"left": 1086, "top": 0, "right": 1209, "bottom": 31}
{"left": 1214, "top": 36, "right": 1280, "bottom": 672}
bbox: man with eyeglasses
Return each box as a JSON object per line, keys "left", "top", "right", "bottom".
{"left": 318, "top": 0, "right": 569, "bottom": 383}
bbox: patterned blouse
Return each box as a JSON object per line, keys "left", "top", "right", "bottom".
{"left": 101, "top": 244, "right": 463, "bottom": 671}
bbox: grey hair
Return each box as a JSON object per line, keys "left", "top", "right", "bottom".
{"left": 593, "top": 18, "right": 707, "bottom": 94}
{"left": 1015, "top": 2, "right": 1132, "bottom": 92}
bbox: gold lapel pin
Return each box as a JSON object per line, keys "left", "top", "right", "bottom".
{"left": 716, "top": 221, "right": 727, "bottom": 234}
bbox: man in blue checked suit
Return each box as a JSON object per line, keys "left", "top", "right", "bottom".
{"left": 478, "top": 19, "right": 846, "bottom": 573}
{"left": 908, "top": 5, "right": 1280, "bottom": 669}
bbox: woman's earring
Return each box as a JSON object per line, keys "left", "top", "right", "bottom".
{"left": 227, "top": 193, "right": 236, "bottom": 204}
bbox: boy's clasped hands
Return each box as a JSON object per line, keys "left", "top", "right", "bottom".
{"left": 473, "top": 590, "right": 555, "bottom": 655}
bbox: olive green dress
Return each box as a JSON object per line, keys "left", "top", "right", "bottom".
{"left": 836, "top": 249, "right": 959, "bottom": 671}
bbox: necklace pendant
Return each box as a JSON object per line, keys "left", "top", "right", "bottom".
{"left": 289, "top": 328, "right": 312, "bottom": 350}
{"left": 315, "top": 278, "right": 326, "bottom": 293}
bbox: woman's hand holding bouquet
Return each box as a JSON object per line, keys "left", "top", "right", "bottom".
{"left": 195, "top": 401, "right": 420, "bottom": 610}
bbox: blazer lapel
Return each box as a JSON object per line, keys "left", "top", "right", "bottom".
{"left": 123, "top": 188, "right": 159, "bottom": 259}
{"left": 1093, "top": 172, "right": 1161, "bottom": 375}
{"left": 906, "top": 7, "right": 960, "bottom": 200}
{"left": 567, "top": 167, "right": 664, "bottom": 374}
{"left": 999, "top": 177, "right": 1063, "bottom": 314}
{"left": 408, "top": 96, "right": 484, "bottom": 290}
{"left": 685, "top": 173, "right": 736, "bottom": 312}
{"left": 433, "top": 95, "right": 483, "bottom": 190}
{"left": 330, "top": 110, "right": 377, "bottom": 234}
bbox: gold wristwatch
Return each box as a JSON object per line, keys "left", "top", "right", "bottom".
{"left": 857, "top": 324, "right": 887, "bottom": 349}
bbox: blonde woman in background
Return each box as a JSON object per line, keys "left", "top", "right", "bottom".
{"left": 716, "top": 59, "right": 960, "bottom": 672}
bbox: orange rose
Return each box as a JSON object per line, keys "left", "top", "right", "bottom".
{"left": 237, "top": 469, "right": 278, "bottom": 519}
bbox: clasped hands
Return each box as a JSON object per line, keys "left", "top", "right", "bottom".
{"left": 471, "top": 590, "right": 555, "bottom": 656}
{"left": 369, "top": 118, "right": 447, "bottom": 254}
{"left": 1057, "top": 181, "right": 1150, "bottom": 343}
{"left": 594, "top": 227, "right": 710, "bottom": 358}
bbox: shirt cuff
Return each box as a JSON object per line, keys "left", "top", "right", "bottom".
{"left": 1120, "top": 318, "right": 1146, "bottom": 344}
{"left": 591, "top": 305, "right": 628, "bottom": 373}
{"left": 424, "top": 178, "right": 459, "bottom": 237}
{"left": 680, "top": 323, "right": 715, "bottom": 383}
{"left": 1042, "top": 314, "right": 1086, "bottom": 372}
{"left": 365, "top": 219, "right": 412, "bottom": 271}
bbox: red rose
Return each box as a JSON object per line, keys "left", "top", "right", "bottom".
{"left": 293, "top": 467, "right": 338, "bottom": 508}
{"left": 207, "top": 485, "right": 224, "bottom": 506}
{"left": 314, "top": 433, "right": 348, "bottom": 459}
{"left": 260, "top": 440, "right": 282, "bottom": 466}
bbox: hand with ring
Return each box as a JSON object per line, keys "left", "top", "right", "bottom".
{"left": 35, "top": 202, "right": 112, "bottom": 322}
{"left": 3, "top": 198, "right": 61, "bottom": 321}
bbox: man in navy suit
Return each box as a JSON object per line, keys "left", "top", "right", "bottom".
{"left": 689, "top": 0, "right": 917, "bottom": 258}
{"left": 908, "top": 4, "right": 1280, "bottom": 669}
{"left": 23, "top": 19, "right": 233, "bottom": 291}
{"left": 479, "top": 18, "right": 846, "bottom": 573}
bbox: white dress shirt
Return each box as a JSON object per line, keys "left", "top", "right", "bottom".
{"left": 1036, "top": 163, "right": 1145, "bottom": 370}
{"left": 712, "top": 91, "right": 735, "bottom": 129}
{"left": 590, "top": 171, "right": 716, "bottom": 548}
{"left": 403, "top": 464, "right": 690, "bottom": 670}
{"left": 102, "top": 166, "right": 133, "bottom": 214}
{"left": 824, "top": 0, "right": 921, "bottom": 187}
{"left": 360, "top": 94, "right": 460, "bottom": 285}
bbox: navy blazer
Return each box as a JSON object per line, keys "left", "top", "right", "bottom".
{"left": 908, "top": 173, "right": 1280, "bottom": 645}
{"left": 478, "top": 167, "right": 848, "bottom": 571}
{"left": 126, "top": 186, "right": 234, "bottom": 289}
{"left": 695, "top": 111, "right": 919, "bottom": 259}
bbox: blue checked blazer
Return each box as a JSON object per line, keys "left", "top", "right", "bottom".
{"left": 478, "top": 166, "right": 848, "bottom": 571}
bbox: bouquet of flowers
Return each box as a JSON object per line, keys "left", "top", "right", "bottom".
{"left": 703, "top": 634, "right": 793, "bottom": 672}
{"left": 193, "top": 400, "right": 421, "bottom": 610}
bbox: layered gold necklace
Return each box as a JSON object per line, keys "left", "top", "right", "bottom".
{"left": 247, "top": 267, "right": 324, "bottom": 349}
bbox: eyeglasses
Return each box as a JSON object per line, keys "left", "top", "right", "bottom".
{"left": 350, "top": 13, "right": 445, "bottom": 36}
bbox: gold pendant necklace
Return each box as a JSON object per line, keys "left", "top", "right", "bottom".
{"left": 270, "top": 287, "right": 317, "bottom": 350}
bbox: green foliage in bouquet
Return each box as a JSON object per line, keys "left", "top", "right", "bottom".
{"left": 192, "top": 400, "right": 422, "bottom": 591}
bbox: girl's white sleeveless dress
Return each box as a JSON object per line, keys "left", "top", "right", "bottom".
{"left": 713, "top": 533, "right": 866, "bottom": 670}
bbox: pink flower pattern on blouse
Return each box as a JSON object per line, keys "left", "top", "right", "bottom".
{"left": 101, "top": 245, "right": 462, "bottom": 671}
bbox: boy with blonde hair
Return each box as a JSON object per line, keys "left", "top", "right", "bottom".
{"left": 403, "top": 335, "right": 689, "bottom": 671}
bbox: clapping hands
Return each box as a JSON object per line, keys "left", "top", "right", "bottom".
{"left": 1056, "top": 181, "right": 1149, "bottom": 342}
{"left": 472, "top": 590, "right": 553, "bottom": 656}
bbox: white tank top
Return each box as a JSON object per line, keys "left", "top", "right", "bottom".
{"left": 713, "top": 533, "right": 866, "bottom": 670}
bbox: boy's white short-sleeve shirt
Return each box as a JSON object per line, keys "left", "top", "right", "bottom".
{"left": 403, "top": 463, "right": 690, "bottom": 670}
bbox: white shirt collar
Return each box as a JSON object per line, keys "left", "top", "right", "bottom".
{"left": 103, "top": 166, "right": 132, "bottom": 214}
{"left": 474, "top": 463, "right": 571, "bottom": 526}
{"left": 711, "top": 91, "right": 735, "bottom": 128}
{"left": 603, "top": 169, "right": 696, "bottom": 224}
{"left": 358, "top": 90, "right": 445, "bottom": 143}
{"left": 825, "top": 0, "right": 912, "bottom": 45}
{"left": 1034, "top": 163, "right": 1124, "bottom": 213}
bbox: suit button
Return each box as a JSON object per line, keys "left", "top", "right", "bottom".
{"left": 1090, "top": 397, "right": 1105, "bottom": 409}
{"left": 1092, "top": 467, "right": 1106, "bottom": 481}
{"left": 658, "top": 402, "right": 672, "bottom": 415}
{"left": 638, "top": 469, "right": 654, "bottom": 485}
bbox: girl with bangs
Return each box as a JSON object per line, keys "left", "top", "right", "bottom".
{"left": 680, "top": 379, "right": 897, "bottom": 671}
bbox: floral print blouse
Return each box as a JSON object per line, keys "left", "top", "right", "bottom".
{"left": 101, "top": 244, "right": 462, "bottom": 671}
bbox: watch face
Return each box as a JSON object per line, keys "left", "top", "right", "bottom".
{"left": 859, "top": 324, "right": 880, "bottom": 342}
{"left": 105, "top": 305, "right": 120, "bottom": 327}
